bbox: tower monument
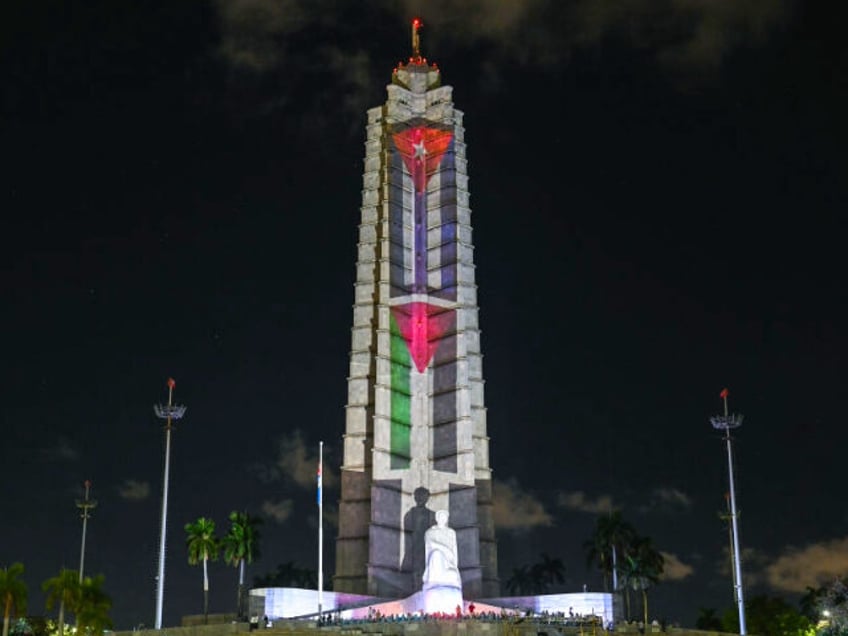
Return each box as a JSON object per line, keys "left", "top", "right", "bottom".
{"left": 335, "top": 20, "right": 498, "bottom": 600}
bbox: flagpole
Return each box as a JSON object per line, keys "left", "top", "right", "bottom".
{"left": 318, "top": 440, "right": 324, "bottom": 619}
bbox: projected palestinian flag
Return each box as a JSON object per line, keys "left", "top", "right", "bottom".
{"left": 387, "top": 120, "right": 459, "bottom": 472}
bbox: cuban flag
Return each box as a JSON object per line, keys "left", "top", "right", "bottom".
{"left": 317, "top": 461, "right": 322, "bottom": 507}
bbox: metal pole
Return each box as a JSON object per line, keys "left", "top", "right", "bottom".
{"left": 153, "top": 378, "right": 186, "bottom": 629}
{"left": 719, "top": 493, "right": 736, "bottom": 593}
{"left": 77, "top": 480, "right": 97, "bottom": 582}
{"left": 155, "top": 423, "right": 172, "bottom": 628}
{"left": 725, "top": 429, "right": 746, "bottom": 634}
{"left": 611, "top": 544, "right": 618, "bottom": 592}
{"left": 318, "top": 441, "right": 324, "bottom": 618}
{"left": 711, "top": 389, "right": 746, "bottom": 635}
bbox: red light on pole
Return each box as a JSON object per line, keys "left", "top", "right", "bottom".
{"left": 411, "top": 18, "right": 423, "bottom": 61}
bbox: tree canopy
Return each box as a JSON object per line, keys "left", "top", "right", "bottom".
{"left": 721, "top": 595, "right": 813, "bottom": 636}
{"left": 42, "top": 569, "right": 111, "bottom": 636}
{"left": 75, "top": 576, "right": 112, "bottom": 636}
{"left": 42, "top": 569, "right": 78, "bottom": 636}
{"left": 254, "top": 561, "right": 317, "bottom": 589}
{"left": 222, "top": 511, "right": 262, "bottom": 571}
{"left": 583, "top": 511, "right": 637, "bottom": 592}
{"left": 808, "top": 578, "right": 848, "bottom": 636}
{"left": 505, "top": 554, "right": 566, "bottom": 595}
{"left": 1, "top": 563, "right": 28, "bottom": 636}
{"left": 222, "top": 511, "right": 262, "bottom": 617}
{"left": 186, "top": 516, "right": 220, "bottom": 622}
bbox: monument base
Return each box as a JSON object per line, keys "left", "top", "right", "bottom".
{"left": 418, "top": 586, "right": 464, "bottom": 615}
{"left": 250, "top": 587, "right": 610, "bottom": 624}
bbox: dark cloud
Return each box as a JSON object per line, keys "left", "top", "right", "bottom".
{"left": 557, "top": 490, "right": 617, "bottom": 514}
{"left": 493, "top": 478, "right": 552, "bottom": 530}
{"left": 41, "top": 436, "right": 80, "bottom": 462}
{"left": 765, "top": 538, "right": 848, "bottom": 593}
{"left": 208, "top": 0, "right": 794, "bottom": 138}
{"left": 638, "top": 486, "right": 693, "bottom": 514}
{"left": 117, "top": 479, "right": 150, "bottom": 501}
{"left": 261, "top": 498, "right": 294, "bottom": 524}
{"left": 714, "top": 538, "right": 848, "bottom": 594}
{"left": 214, "top": 0, "right": 792, "bottom": 77}
{"left": 660, "top": 551, "right": 694, "bottom": 581}
{"left": 716, "top": 545, "right": 768, "bottom": 589}
{"left": 215, "top": 0, "right": 310, "bottom": 73}
{"left": 251, "top": 430, "right": 337, "bottom": 491}
{"left": 568, "top": 0, "right": 791, "bottom": 69}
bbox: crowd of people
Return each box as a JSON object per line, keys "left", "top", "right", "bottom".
{"left": 249, "top": 611, "right": 676, "bottom": 634}
{"left": 309, "top": 608, "right": 608, "bottom": 628}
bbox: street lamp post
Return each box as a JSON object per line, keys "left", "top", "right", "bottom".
{"left": 710, "top": 388, "right": 746, "bottom": 635}
{"left": 153, "top": 377, "right": 187, "bottom": 629}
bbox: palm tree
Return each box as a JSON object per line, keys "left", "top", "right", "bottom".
{"left": 185, "top": 517, "right": 219, "bottom": 623}
{"left": 619, "top": 537, "right": 664, "bottom": 628}
{"left": 75, "top": 575, "right": 112, "bottom": 636}
{"left": 1, "top": 563, "right": 28, "bottom": 636}
{"left": 222, "top": 511, "right": 262, "bottom": 618}
{"left": 536, "top": 553, "right": 566, "bottom": 591}
{"left": 254, "top": 562, "right": 296, "bottom": 588}
{"left": 293, "top": 566, "right": 318, "bottom": 589}
{"left": 528, "top": 563, "right": 548, "bottom": 594}
{"left": 583, "top": 511, "right": 637, "bottom": 593}
{"left": 42, "top": 569, "right": 79, "bottom": 636}
{"left": 254, "top": 561, "right": 318, "bottom": 589}
{"left": 506, "top": 565, "right": 534, "bottom": 595}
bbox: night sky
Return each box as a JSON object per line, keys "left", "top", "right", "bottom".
{"left": 2, "top": 0, "right": 847, "bottom": 630}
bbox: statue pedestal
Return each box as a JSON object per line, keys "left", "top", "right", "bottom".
{"left": 420, "top": 585, "right": 464, "bottom": 615}
{"left": 397, "top": 587, "right": 464, "bottom": 615}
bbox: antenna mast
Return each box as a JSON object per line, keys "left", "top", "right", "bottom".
{"left": 76, "top": 480, "right": 98, "bottom": 582}
{"left": 153, "top": 377, "right": 187, "bottom": 629}
{"left": 710, "top": 388, "right": 746, "bottom": 635}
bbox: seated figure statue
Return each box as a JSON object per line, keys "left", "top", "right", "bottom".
{"left": 422, "top": 509, "right": 462, "bottom": 590}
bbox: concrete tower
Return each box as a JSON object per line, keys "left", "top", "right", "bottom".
{"left": 335, "top": 21, "right": 498, "bottom": 600}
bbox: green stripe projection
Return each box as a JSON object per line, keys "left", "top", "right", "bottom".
{"left": 390, "top": 312, "right": 411, "bottom": 469}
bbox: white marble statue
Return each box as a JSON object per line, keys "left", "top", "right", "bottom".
{"left": 422, "top": 509, "right": 462, "bottom": 590}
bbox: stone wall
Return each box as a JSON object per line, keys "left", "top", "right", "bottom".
{"left": 116, "top": 620, "right": 247, "bottom": 636}
{"left": 113, "top": 620, "right": 740, "bottom": 636}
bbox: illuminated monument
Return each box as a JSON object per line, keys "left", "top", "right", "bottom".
{"left": 335, "top": 19, "right": 499, "bottom": 600}
{"left": 249, "top": 22, "right": 613, "bottom": 621}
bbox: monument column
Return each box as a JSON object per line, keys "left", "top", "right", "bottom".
{"left": 335, "top": 21, "right": 498, "bottom": 599}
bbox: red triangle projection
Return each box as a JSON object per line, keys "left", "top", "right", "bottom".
{"left": 390, "top": 302, "right": 456, "bottom": 372}
{"left": 392, "top": 127, "right": 454, "bottom": 193}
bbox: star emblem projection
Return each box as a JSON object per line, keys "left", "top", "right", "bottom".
{"left": 393, "top": 126, "right": 453, "bottom": 195}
